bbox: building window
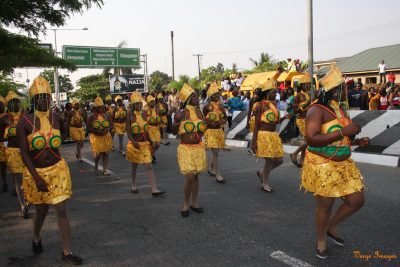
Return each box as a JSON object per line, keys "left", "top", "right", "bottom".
{"left": 366, "top": 77, "right": 377, "bottom": 84}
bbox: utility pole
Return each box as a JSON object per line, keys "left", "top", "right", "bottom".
{"left": 171, "top": 31, "right": 175, "bottom": 81}
{"left": 141, "top": 54, "right": 149, "bottom": 93}
{"left": 193, "top": 54, "right": 203, "bottom": 78}
{"left": 308, "top": 0, "right": 315, "bottom": 99}
{"left": 53, "top": 29, "right": 60, "bottom": 108}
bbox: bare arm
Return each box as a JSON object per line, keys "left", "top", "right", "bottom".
{"left": 251, "top": 104, "right": 262, "bottom": 151}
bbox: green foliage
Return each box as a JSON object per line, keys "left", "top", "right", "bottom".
{"left": 149, "top": 70, "right": 171, "bottom": 92}
{"left": 0, "top": 74, "right": 25, "bottom": 97}
{"left": 39, "top": 69, "right": 74, "bottom": 93}
{"left": 0, "top": 0, "right": 103, "bottom": 74}
{"left": 72, "top": 74, "right": 109, "bottom": 101}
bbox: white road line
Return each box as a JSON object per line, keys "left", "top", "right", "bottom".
{"left": 270, "top": 251, "right": 313, "bottom": 267}
{"left": 81, "top": 157, "right": 114, "bottom": 174}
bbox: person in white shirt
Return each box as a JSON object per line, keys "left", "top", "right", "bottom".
{"left": 379, "top": 60, "right": 386, "bottom": 84}
{"left": 236, "top": 73, "right": 244, "bottom": 88}
{"left": 222, "top": 78, "right": 230, "bottom": 91}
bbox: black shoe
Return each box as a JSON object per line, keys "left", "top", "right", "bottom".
{"left": 181, "top": 210, "right": 189, "bottom": 217}
{"left": 62, "top": 253, "right": 83, "bottom": 265}
{"left": 32, "top": 239, "right": 43, "bottom": 255}
{"left": 190, "top": 206, "right": 204, "bottom": 213}
{"left": 21, "top": 207, "right": 29, "bottom": 219}
{"left": 152, "top": 191, "right": 165, "bottom": 196}
{"left": 316, "top": 248, "right": 328, "bottom": 260}
{"left": 131, "top": 188, "right": 139, "bottom": 194}
{"left": 2, "top": 183, "right": 8, "bottom": 192}
{"left": 327, "top": 231, "right": 345, "bottom": 246}
{"left": 12, "top": 189, "right": 17, "bottom": 196}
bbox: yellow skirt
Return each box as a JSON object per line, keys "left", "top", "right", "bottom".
{"left": 256, "top": 131, "right": 284, "bottom": 158}
{"left": 0, "top": 142, "right": 7, "bottom": 162}
{"left": 300, "top": 151, "right": 364, "bottom": 197}
{"left": 160, "top": 115, "right": 168, "bottom": 128}
{"left": 114, "top": 122, "right": 126, "bottom": 135}
{"left": 148, "top": 125, "right": 161, "bottom": 142}
{"left": 6, "top": 147, "right": 24, "bottom": 174}
{"left": 177, "top": 143, "right": 207, "bottom": 175}
{"left": 22, "top": 159, "right": 72, "bottom": 205}
{"left": 126, "top": 141, "right": 152, "bottom": 164}
{"left": 70, "top": 127, "right": 85, "bottom": 141}
{"left": 249, "top": 117, "right": 255, "bottom": 133}
{"left": 204, "top": 128, "right": 225, "bottom": 149}
{"left": 90, "top": 133, "right": 113, "bottom": 154}
{"left": 296, "top": 118, "right": 306, "bottom": 137}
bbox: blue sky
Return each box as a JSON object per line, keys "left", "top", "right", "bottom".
{"left": 13, "top": 0, "right": 400, "bottom": 88}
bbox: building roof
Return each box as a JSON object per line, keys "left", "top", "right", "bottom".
{"left": 315, "top": 57, "right": 348, "bottom": 65}
{"left": 337, "top": 44, "right": 400, "bottom": 73}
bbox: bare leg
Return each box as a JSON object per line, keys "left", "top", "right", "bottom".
{"left": 53, "top": 201, "right": 71, "bottom": 255}
{"left": 315, "top": 196, "right": 335, "bottom": 251}
{"left": 75, "top": 142, "right": 82, "bottom": 160}
{"left": 1, "top": 162, "right": 7, "bottom": 191}
{"left": 111, "top": 132, "right": 115, "bottom": 151}
{"left": 118, "top": 134, "right": 124, "bottom": 153}
{"left": 183, "top": 174, "right": 194, "bottom": 211}
{"left": 130, "top": 163, "right": 138, "bottom": 190}
{"left": 211, "top": 149, "right": 224, "bottom": 181}
{"left": 261, "top": 158, "right": 274, "bottom": 191}
{"left": 162, "top": 128, "right": 169, "bottom": 144}
{"left": 328, "top": 191, "right": 365, "bottom": 236}
{"left": 101, "top": 153, "right": 110, "bottom": 174}
{"left": 291, "top": 142, "right": 307, "bottom": 166}
{"left": 191, "top": 174, "right": 200, "bottom": 208}
{"left": 33, "top": 204, "right": 50, "bottom": 241}
{"left": 298, "top": 141, "right": 308, "bottom": 165}
{"left": 13, "top": 173, "right": 25, "bottom": 210}
{"left": 143, "top": 163, "right": 160, "bottom": 193}
{"left": 93, "top": 153, "right": 101, "bottom": 174}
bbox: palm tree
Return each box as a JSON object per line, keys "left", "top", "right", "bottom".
{"left": 249, "top": 52, "right": 274, "bottom": 67}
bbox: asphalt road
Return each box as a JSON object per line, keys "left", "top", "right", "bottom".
{"left": 0, "top": 138, "right": 399, "bottom": 267}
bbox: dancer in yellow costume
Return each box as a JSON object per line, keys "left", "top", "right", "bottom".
{"left": 113, "top": 95, "right": 127, "bottom": 155}
{"left": 203, "top": 83, "right": 227, "bottom": 183}
{"left": 87, "top": 96, "right": 113, "bottom": 176}
{"left": 0, "top": 96, "right": 8, "bottom": 192}
{"left": 67, "top": 98, "right": 86, "bottom": 161}
{"left": 0, "top": 91, "right": 29, "bottom": 218}
{"left": 290, "top": 81, "right": 312, "bottom": 167}
{"left": 144, "top": 95, "right": 161, "bottom": 162}
{"left": 18, "top": 76, "right": 82, "bottom": 264}
{"left": 251, "top": 79, "right": 290, "bottom": 193}
{"left": 172, "top": 84, "right": 207, "bottom": 217}
{"left": 105, "top": 94, "right": 115, "bottom": 151}
{"left": 126, "top": 92, "right": 165, "bottom": 196}
{"left": 156, "top": 93, "right": 170, "bottom": 145}
{"left": 245, "top": 87, "right": 262, "bottom": 155}
{"left": 300, "top": 65, "right": 368, "bottom": 260}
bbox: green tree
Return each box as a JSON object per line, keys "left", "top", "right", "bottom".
{"left": 149, "top": 71, "right": 171, "bottom": 92}
{"left": 0, "top": 0, "right": 103, "bottom": 74}
{"left": 39, "top": 69, "right": 74, "bottom": 93}
{"left": 0, "top": 74, "right": 25, "bottom": 97}
{"left": 72, "top": 74, "right": 109, "bottom": 101}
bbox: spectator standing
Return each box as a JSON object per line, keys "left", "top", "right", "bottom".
{"left": 278, "top": 91, "right": 288, "bottom": 111}
{"left": 286, "top": 58, "right": 294, "bottom": 72}
{"left": 379, "top": 88, "right": 389, "bottom": 110}
{"left": 359, "top": 83, "right": 369, "bottom": 110}
{"left": 167, "top": 88, "right": 180, "bottom": 129}
{"left": 368, "top": 87, "right": 380, "bottom": 110}
{"left": 222, "top": 77, "right": 230, "bottom": 91}
{"left": 236, "top": 73, "right": 244, "bottom": 88}
{"left": 226, "top": 90, "right": 244, "bottom": 129}
{"left": 379, "top": 60, "right": 387, "bottom": 84}
{"left": 347, "top": 82, "right": 362, "bottom": 110}
{"left": 199, "top": 89, "right": 209, "bottom": 111}
{"left": 242, "top": 91, "right": 251, "bottom": 111}
{"left": 388, "top": 86, "right": 400, "bottom": 110}
{"left": 387, "top": 72, "right": 396, "bottom": 87}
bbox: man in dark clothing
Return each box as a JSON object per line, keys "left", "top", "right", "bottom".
{"left": 358, "top": 83, "right": 369, "bottom": 110}
{"left": 347, "top": 82, "right": 362, "bottom": 110}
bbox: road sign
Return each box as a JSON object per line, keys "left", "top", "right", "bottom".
{"left": 62, "top": 45, "right": 141, "bottom": 68}
{"left": 39, "top": 43, "right": 53, "bottom": 53}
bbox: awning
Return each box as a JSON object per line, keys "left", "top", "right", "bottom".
{"left": 277, "top": 71, "right": 303, "bottom": 82}
{"left": 240, "top": 71, "right": 278, "bottom": 91}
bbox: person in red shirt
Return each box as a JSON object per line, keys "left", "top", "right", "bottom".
{"left": 387, "top": 72, "right": 396, "bottom": 87}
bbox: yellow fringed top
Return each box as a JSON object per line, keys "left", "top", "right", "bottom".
{"left": 260, "top": 101, "right": 280, "bottom": 124}
{"left": 206, "top": 102, "right": 225, "bottom": 122}
{"left": 146, "top": 107, "right": 161, "bottom": 125}
{"left": 24, "top": 111, "right": 62, "bottom": 152}
{"left": 131, "top": 111, "right": 149, "bottom": 135}
{"left": 91, "top": 114, "right": 110, "bottom": 129}
{"left": 158, "top": 103, "right": 167, "bottom": 115}
{"left": 4, "top": 111, "right": 20, "bottom": 138}
{"left": 178, "top": 105, "right": 207, "bottom": 134}
{"left": 70, "top": 110, "right": 83, "bottom": 125}
{"left": 299, "top": 91, "right": 311, "bottom": 112}
{"left": 114, "top": 106, "right": 127, "bottom": 119}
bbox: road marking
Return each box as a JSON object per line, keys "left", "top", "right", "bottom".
{"left": 270, "top": 251, "right": 313, "bottom": 267}
{"left": 81, "top": 157, "right": 114, "bottom": 175}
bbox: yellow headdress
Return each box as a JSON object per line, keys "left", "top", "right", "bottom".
{"left": 29, "top": 76, "right": 51, "bottom": 98}
{"left": 130, "top": 92, "right": 143, "bottom": 104}
{"left": 179, "top": 83, "right": 194, "bottom": 103}
{"left": 114, "top": 95, "right": 123, "bottom": 102}
{"left": 5, "top": 91, "right": 20, "bottom": 106}
{"left": 207, "top": 83, "right": 220, "bottom": 97}
{"left": 262, "top": 79, "right": 276, "bottom": 92}
{"left": 105, "top": 94, "right": 112, "bottom": 101}
{"left": 157, "top": 93, "right": 163, "bottom": 99}
{"left": 93, "top": 96, "right": 104, "bottom": 107}
{"left": 0, "top": 95, "right": 5, "bottom": 105}
{"left": 146, "top": 95, "right": 155, "bottom": 103}
{"left": 319, "top": 64, "right": 343, "bottom": 92}
{"left": 70, "top": 98, "right": 80, "bottom": 106}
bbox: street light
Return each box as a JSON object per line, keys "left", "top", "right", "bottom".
{"left": 51, "top": 27, "right": 88, "bottom": 107}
